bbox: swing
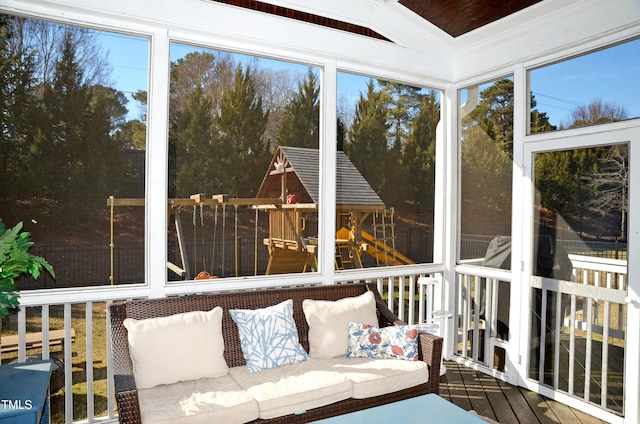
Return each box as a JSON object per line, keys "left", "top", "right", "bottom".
{"left": 221, "top": 204, "right": 226, "bottom": 277}
{"left": 209, "top": 204, "right": 219, "bottom": 276}
{"left": 254, "top": 207, "right": 259, "bottom": 276}
{"left": 194, "top": 203, "right": 213, "bottom": 280}
{"left": 192, "top": 204, "right": 197, "bottom": 274}
{"left": 168, "top": 205, "right": 191, "bottom": 279}
{"left": 234, "top": 205, "right": 239, "bottom": 277}
{"left": 107, "top": 195, "right": 276, "bottom": 282}
{"left": 209, "top": 201, "right": 259, "bottom": 277}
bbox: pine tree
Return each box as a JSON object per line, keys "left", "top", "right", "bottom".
{"left": 346, "top": 79, "right": 390, "bottom": 197}
{"left": 174, "top": 83, "right": 216, "bottom": 197}
{"left": 0, "top": 16, "right": 39, "bottom": 214}
{"left": 378, "top": 80, "right": 422, "bottom": 150}
{"left": 277, "top": 68, "right": 319, "bottom": 148}
{"left": 35, "top": 29, "right": 126, "bottom": 225}
{"left": 465, "top": 79, "right": 514, "bottom": 158}
{"left": 217, "top": 66, "right": 270, "bottom": 197}
{"left": 38, "top": 30, "right": 92, "bottom": 219}
{"left": 403, "top": 91, "right": 440, "bottom": 210}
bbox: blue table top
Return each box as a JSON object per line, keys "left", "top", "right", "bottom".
{"left": 311, "top": 394, "right": 487, "bottom": 424}
{"left": 0, "top": 360, "right": 53, "bottom": 419}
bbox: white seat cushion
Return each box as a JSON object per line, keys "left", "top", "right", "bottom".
{"left": 315, "top": 357, "right": 429, "bottom": 399}
{"left": 229, "top": 358, "right": 353, "bottom": 419}
{"left": 137, "top": 374, "right": 259, "bottom": 424}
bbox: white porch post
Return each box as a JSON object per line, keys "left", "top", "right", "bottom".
{"left": 510, "top": 62, "right": 528, "bottom": 387}
{"left": 623, "top": 128, "right": 640, "bottom": 424}
{"left": 320, "top": 60, "right": 338, "bottom": 285}
{"left": 146, "top": 29, "right": 171, "bottom": 299}
{"left": 441, "top": 82, "right": 457, "bottom": 361}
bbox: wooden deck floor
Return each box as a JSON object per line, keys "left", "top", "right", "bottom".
{"left": 439, "top": 361, "right": 609, "bottom": 424}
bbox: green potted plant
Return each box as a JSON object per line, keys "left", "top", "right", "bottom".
{"left": 0, "top": 219, "right": 55, "bottom": 319}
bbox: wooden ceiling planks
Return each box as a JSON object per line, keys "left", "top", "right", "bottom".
{"left": 398, "top": 0, "right": 544, "bottom": 37}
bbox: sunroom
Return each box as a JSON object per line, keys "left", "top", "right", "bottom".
{"left": 0, "top": 0, "right": 638, "bottom": 423}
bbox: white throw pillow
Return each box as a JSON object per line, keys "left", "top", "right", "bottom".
{"left": 302, "top": 290, "right": 379, "bottom": 358}
{"left": 123, "top": 307, "right": 228, "bottom": 389}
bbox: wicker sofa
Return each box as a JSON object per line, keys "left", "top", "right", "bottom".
{"left": 109, "top": 282, "right": 443, "bottom": 423}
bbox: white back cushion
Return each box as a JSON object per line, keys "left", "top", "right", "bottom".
{"left": 124, "top": 307, "right": 228, "bottom": 389}
{"left": 302, "top": 291, "right": 379, "bottom": 358}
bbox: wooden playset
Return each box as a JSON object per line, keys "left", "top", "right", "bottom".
{"left": 107, "top": 146, "right": 413, "bottom": 281}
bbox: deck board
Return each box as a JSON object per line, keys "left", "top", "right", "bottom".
{"left": 459, "top": 362, "right": 497, "bottom": 420}
{"left": 440, "top": 361, "right": 609, "bottom": 424}
{"left": 479, "top": 372, "right": 519, "bottom": 424}
{"left": 496, "top": 380, "right": 542, "bottom": 424}
{"left": 441, "top": 361, "right": 474, "bottom": 410}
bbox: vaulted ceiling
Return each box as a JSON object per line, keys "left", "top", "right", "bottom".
{"left": 212, "top": 0, "right": 544, "bottom": 40}
{"left": 205, "top": 0, "right": 637, "bottom": 82}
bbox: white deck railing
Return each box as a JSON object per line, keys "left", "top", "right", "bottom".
{"left": 3, "top": 255, "right": 625, "bottom": 423}
{"left": 569, "top": 254, "right": 628, "bottom": 340}
{"left": 454, "top": 254, "right": 628, "bottom": 416}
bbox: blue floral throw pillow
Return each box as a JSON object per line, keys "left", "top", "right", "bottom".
{"left": 346, "top": 322, "right": 419, "bottom": 361}
{"left": 230, "top": 299, "right": 309, "bottom": 372}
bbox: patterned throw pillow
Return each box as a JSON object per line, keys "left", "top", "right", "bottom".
{"left": 230, "top": 299, "right": 309, "bottom": 372}
{"left": 346, "top": 322, "right": 419, "bottom": 361}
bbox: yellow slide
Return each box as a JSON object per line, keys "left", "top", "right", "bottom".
{"left": 359, "top": 230, "right": 414, "bottom": 265}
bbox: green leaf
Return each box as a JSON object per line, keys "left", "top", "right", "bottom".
{"left": 0, "top": 219, "right": 55, "bottom": 317}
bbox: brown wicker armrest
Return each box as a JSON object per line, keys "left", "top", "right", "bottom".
{"left": 110, "top": 302, "right": 144, "bottom": 424}
{"left": 113, "top": 385, "right": 143, "bottom": 424}
{"left": 418, "top": 332, "right": 442, "bottom": 394}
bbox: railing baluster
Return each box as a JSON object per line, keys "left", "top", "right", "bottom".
{"left": 472, "top": 275, "right": 481, "bottom": 362}
{"left": 16, "top": 307, "right": 27, "bottom": 362}
{"left": 64, "top": 303, "right": 73, "bottom": 424}
{"left": 463, "top": 274, "right": 471, "bottom": 357}
{"left": 407, "top": 274, "right": 416, "bottom": 324}
{"left": 602, "top": 300, "right": 610, "bottom": 408}
{"left": 553, "top": 292, "right": 562, "bottom": 389}
{"left": 387, "top": 277, "right": 395, "bottom": 315}
{"left": 42, "top": 305, "right": 50, "bottom": 360}
{"left": 86, "top": 301, "right": 95, "bottom": 421}
{"left": 568, "top": 294, "right": 576, "bottom": 395}
{"left": 397, "top": 276, "right": 405, "bottom": 322}
{"left": 106, "top": 300, "right": 117, "bottom": 421}
{"left": 539, "top": 288, "right": 547, "bottom": 383}
{"left": 584, "top": 298, "right": 593, "bottom": 402}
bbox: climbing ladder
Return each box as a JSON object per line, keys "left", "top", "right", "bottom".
{"left": 371, "top": 208, "right": 400, "bottom": 266}
{"left": 335, "top": 240, "right": 363, "bottom": 270}
{"left": 335, "top": 224, "right": 363, "bottom": 270}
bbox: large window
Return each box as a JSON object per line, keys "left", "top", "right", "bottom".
{"left": 458, "top": 77, "right": 514, "bottom": 263}
{"left": 0, "top": 15, "right": 149, "bottom": 289}
{"left": 530, "top": 144, "right": 628, "bottom": 413}
{"left": 335, "top": 72, "right": 440, "bottom": 268}
{"left": 0, "top": 16, "right": 149, "bottom": 421}
{"left": 529, "top": 38, "right": 640, "bottom": 134}
{"left": 457, "top": 77, "right": 517, "bottom": 365}
{"left": 167, "top": 43, "right": 320, "bottom": 278}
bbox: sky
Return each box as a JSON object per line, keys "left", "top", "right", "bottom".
{"left": 99, "top": 31, "right": 640, "bottom": 129}
{"left": 529, "top": 40, "right": 640, "bottom": 128}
